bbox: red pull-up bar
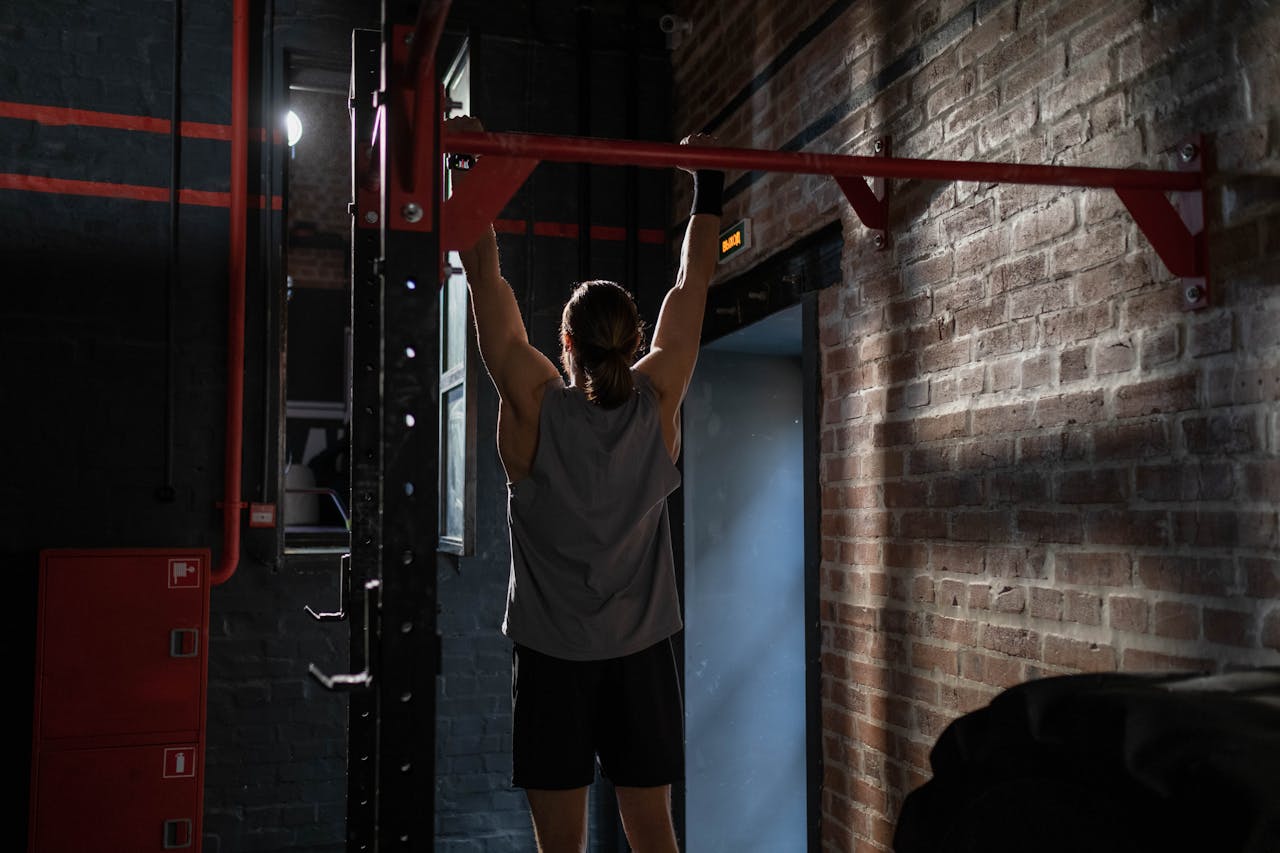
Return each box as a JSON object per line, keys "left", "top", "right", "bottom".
{"left": 381, "top": 3, "right": 1208, "bottom": 310}
{"left": 445, "top": 130, "right": 1199, "bottom": 191}
{"left": 436, "top": 128, "right": 1208, "bottom": 308}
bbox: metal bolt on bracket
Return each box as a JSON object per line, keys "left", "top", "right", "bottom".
{"left": 1179, "top": 142, "right": 1199, "bottom": 163}
{"left": 873, "top": 233, "right": 886, "bottom": 249}
{"left": 401, "top": 203, "right": 423, "bottom": 223}
{"left": 1185, "top": 285, "right": 1203, "bottom": 304}
{"left": 874, "top": 138, "right": 885, "bottom": 154}
{"left": 364, "top": 211, "right": 379, "bottom": 224}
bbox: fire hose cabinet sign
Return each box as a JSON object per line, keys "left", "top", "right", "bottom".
{"left": 31, "top": 549, "right": 210, "bottom": 852}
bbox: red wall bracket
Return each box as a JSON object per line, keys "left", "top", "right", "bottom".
{"left": 441, "top": 155, "right": 538, "bottom": 251}
{"left": 835, "top": 135, "right": 891, "bottom": 251}
{"left": 1115, "top": 135, "right": 1209, "bottom": 310}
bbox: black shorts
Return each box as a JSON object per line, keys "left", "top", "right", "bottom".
{"left": 511, "top": 638, "right": 684, "bottom": 790}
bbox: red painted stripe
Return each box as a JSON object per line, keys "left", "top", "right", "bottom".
{"left": 493, "top": 218, "right": 526, "bottom": 234}
{"left": 527, "top": 220, "right": 666, "bottom": 243}
{"left": 0, "top": 100, "right": 281, "bottom": 143}
{"left": 0, "top": 173, "right": 281, "bottom": 209}
{"left": 533, "top": 221, "right": 578, "bottom": 239}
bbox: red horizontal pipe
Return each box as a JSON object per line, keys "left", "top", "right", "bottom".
{"left": 445, "top": 130, "right": 1200, "bottom": 192}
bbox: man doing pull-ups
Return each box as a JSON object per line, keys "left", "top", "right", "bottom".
{"left": 450, "top": 116, "right": 723, "bottom": 852}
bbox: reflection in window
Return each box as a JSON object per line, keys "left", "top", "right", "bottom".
{"left": 438, "top": 42, "right": 475, "bottom": 556}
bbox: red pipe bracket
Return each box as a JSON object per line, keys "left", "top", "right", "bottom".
{"left": 441, "top": 156, "right": 539, "bottom": 251}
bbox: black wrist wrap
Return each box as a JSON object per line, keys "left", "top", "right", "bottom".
{"left": 691, "top": 169, "right": 725, "bottom": 217}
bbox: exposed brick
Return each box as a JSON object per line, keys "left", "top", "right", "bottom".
{"left": 1095, "top": 337, "right": 1137, "bottom": 375}
{"left": 1189, "top": 311, "right": 1234, "bottom": 357}
{"left": 992, "top": 584, "right": 1027, "bottom": 613}
{"left": 1182, "top": 413, "right": 1258, "bottom": 455}
{"left": 1244, "top": 558, "right": 1280, "bottom": 599}
{"left": 1135, "top": 460, "right": 1234, "bottom": 502}
{"left": 930, "top": 476, "right": 984, "bottom": 507}
{"left": 1137, "top": 556, "right": 1236, "bottom": 597}
{"left": 990, "top": 253, "right": 1049, "bottom": 295}
{"left": 954, "top": 437, "right": 1014, "bottom": 470}
{"left": 916, "top": 410, "right": 969, "bottom": 442}
{"left": 976, "top": 320, "right": 1034, "bottom": 357}
{"left": 1030, "top": 586, "right": 1064, "bottom": 620}
{"left": 988, "top": 470, "right": 1049, "bottom": 504}
{"left": 912, "top": 642, "right": 959, "bottom": 676}
{"left": 1085, "top": 509, "right": 1167, "bottom": 547}
{"left": 1203, "top": 608, "right": 1254, "bottom": 647}
{"left": 981, "top": 625, "right": 1041, "bottom": 659}
{"left": 1051, "top": 221, "right": 1126, "bottom": 274}
{"left": 1121, "top": 649, "right": 1213, "bottom": 673}
{"left": 1153, "top": 601, "right": 1200, "bottom": 640}
{"left": 1109, "top": 596, "right": 1148, "bottom": 633}
{"left": 1073, "top": 256, "right": 1150, "bottom": 305}
{"left": 1114, "top": 373, "right": 1199, "bottom": 418}
{"left": 1264, "top": 610, "right": 1280, "bottom": 652}
{"left": 1057, "top": 552, "right": 1132, "bottom": 587}
{"left": 1035, "top": 390, "right": 1105, "bottom": 427}
{"left": 1044, "top": 635, "right": 1117, "bottom": 672}
{"left": 1010, "top": 196, "right": 1078, "bottom": 255}
{"left": 988, "top": 547, "right": 1048, "bottom": 579}
{"left": 1140, "top": 324, "right": 1181, "bottom": 368}
{"left": 1242, "top": 461, "right": 1280, "bottom": 503}
{"left": 873, "top": 419, "right": 917, "bottom": 447}
{"left": 1016, "top": 510, "right": 1084, "bottom": 544}
{"left": 1019, "top": 430, "right": 1089, "bottom": 465}
{"left": 1170, "top": 510, "right": 1278, "bottom": 550}
{"left": 884, "top": 480, "right": 928, "bottom": 508}
{"left": 972, "top": 401, "right": 1034, "bottom": 435}
{"left": 949, "top": 509, "right": 1013, "bottom": 542}
{"left": 1042, "top": 303, "right": 1113, "bottom": 345}
{"left": 1064, "top": 590, "right": 1103, "bottom": 625}
{"left": 932, "top": 543, "right": 984, "bottom": 575}
{"left": 1058, "top": 468, "right": 1127, "bottom": 504}
{"left": 1207, "top": 365, "right": 1280, "bottom": 406}
{"left": 960, "top": 651, "right": 1024, "bottom": 688}
{"left": 1060, "top": 345, "right": 1090, "bottom": 382}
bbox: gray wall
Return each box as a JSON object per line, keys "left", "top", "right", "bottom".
{"left": 682, "top": 341, "right": 807, "bottom": 851}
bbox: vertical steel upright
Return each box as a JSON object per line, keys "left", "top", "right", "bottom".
{"left": 336, "top": 11, "right": 443, "bottom": 849}
{"left": 375, "top": 0, "right": 443, "bottom": 847}
{"left": 346, "top": 26, "right": 382, "bottom": 852}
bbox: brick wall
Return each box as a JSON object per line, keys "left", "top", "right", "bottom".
{"left": 673, "top": 0, "right": 1280, "bottom": 848}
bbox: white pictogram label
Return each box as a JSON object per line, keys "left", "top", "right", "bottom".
{"left": 163, "top": 747, "right": 196, "bottom": 779}
{"left": 168, "top": 558, "right": 201, "bottom": 589}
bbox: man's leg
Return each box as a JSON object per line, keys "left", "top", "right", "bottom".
{"left": 525, "top": 786, "right": 590, "bottom": 853}
{"left": 615, "top": 784, "right": 679, "bottom": 853}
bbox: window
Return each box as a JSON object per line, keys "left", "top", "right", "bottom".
{"left": 439, "top": 43, "right": 476, "bottom": 555}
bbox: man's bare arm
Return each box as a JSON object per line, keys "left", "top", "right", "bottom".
{"left": 449, "top": 116, "right": 558, "bottom": 418}
{"left": 635, "top": 134, "right": 723, "bottom": 411}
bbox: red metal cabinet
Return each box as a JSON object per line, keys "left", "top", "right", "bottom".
{"left": 30, "top": 549, "right": 211, "bottom": 853}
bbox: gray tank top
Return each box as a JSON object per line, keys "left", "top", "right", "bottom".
{"left": 503, "top": 369, "right": 683, "bottom": 661}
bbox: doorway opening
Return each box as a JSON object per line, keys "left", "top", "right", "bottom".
{"left": 682, "top": 298, "right": 820, "bottom": 851}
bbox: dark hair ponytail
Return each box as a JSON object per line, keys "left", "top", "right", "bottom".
{"left": 560, "top": 280, "right": 644, "bottom": 409}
